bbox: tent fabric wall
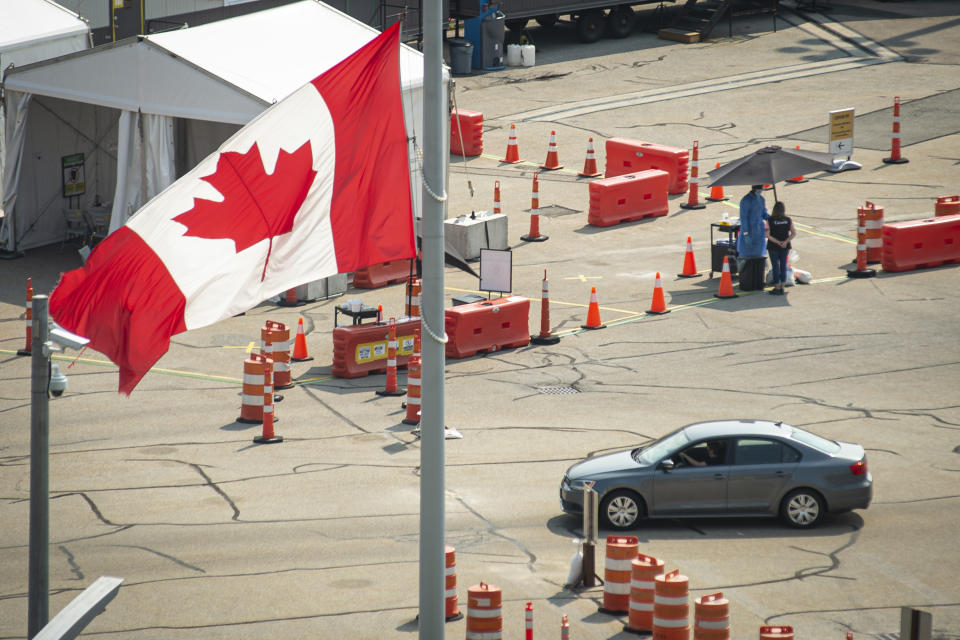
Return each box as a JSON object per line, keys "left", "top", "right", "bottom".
{"left": 2, "top": 94, "right": 119, "bottom": 251}
{"left": 0, "top": 0, "right": 90, "bottom": 253}
{"left": 1, "top": 0, "right": 433, "bottom": 254}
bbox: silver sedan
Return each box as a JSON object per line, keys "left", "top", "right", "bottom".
{"left": 559, "top": 420, "right": 872, "bottom": 530}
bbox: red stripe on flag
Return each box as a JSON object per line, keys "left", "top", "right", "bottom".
{"left": 312, "top": 21, "right": 415, "bottom": 272}
{"left": 50, "top": 227, "right": 187, "bottom": 394}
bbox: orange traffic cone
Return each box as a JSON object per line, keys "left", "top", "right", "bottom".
{"left": 581, "top": 286, "right": 606, "bottom": 330}
{"left": 493, "top": 180, "right": 501, "bottom": 215}
{"left": 376, "top": 317, "right": 406, "bottom": 397}
{"left": 714, "top": 256, "right": 738, "bottom": 298}
{"left": 502, "top": 123, "right": 522, "bottom": 164}
{"left": 678, "top": 236, "right": 700, "bottom": 278}
{"left": 707, "top": 163, "right": 726, "bottom": 201}
{"left": 578, "top": 138, "right": 601, "bottom": 177}
{"left": 647, "top": 272, "right": 670, "bottom": 314}
{"left": 521, "top": 172, "right": 548, "bottom": 242}
{"left": 787, "top": 145, "right": 808, "bottom": 183}
{"left": 883, "top": 96, "right": 909, "bottom": 164}
{"left": 531, "top": 269, "right": 560, "bottom": 345}
{"left": 291, "top": 317, "right": 313, "bottom": 361}
{"left": 17, "top": 277, "right": 33, "bottom": 356}
{"left": 540, "top": 130, "right": 564, "bottom": 170}
{"left": 680, "top": 140, "right": 706, "bottom": 210}
{"left": 253, "top": 357, "right": 283, "bottom": 444}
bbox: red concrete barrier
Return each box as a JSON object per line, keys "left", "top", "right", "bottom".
{"left": 605, "top": 138, "right": 689, "bottom": 195}
{"left": 332, "top": 318, "right": 418, "bottom": 378}
{"left": 451, "top": 109, "right": 483, "bottom": 157}
{"left": 935, "top": 195, "right": 959, "bottom": 217}
{"left": 881, "top": 214, "right": 960, "bottom": 272}
{"left": 353, "top": 259, "right": 413, "bottom": 289}
{"left": 588, "top": 170, "right": 669, "bottom": 227}
{"left": 445, "top": 296, "right": 530, "bottom": 358}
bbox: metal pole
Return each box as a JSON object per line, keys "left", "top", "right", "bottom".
{"left": 28, "top": 295, "right": 50, "bottom": 638}
{"left": 418, "top": 0, "right": 447, "bottom": 635}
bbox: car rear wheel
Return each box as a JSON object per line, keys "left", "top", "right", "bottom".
{"left": 600, "top": 490, "right": 645, "bottom": 530}
{"left": 781, "top": 489, "right": 824, "bottom": 528}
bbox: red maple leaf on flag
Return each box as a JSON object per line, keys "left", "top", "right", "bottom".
{"left": 173, "top": 141, "right": 317, "bottom": 280}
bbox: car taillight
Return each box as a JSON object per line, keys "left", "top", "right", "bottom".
{"left": 850, "top": 460, "right": 867, "bottom": 475}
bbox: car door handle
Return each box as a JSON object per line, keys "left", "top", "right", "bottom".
{"left": 774, "top": 471, "right": 786, "bottom": 477}
{"left": 714, "top": 473, "right": 725, "bottom": 480}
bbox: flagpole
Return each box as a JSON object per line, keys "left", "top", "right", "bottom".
{"left": 418, "top": 0, "right": 447, "bottom": 636}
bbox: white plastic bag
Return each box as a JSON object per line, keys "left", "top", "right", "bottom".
{"left": 565, "top": 539, "right": 583, "bottom": 587}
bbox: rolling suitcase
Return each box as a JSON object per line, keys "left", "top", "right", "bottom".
{"left": 737, "top": 256, "right": 766, "bottom": 291}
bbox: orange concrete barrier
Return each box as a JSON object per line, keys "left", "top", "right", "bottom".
{"left": 935, "top": 195, "right": 960, "bottom": 217}
{"left": 588, "top": 170, "right": 670, "bottom": 227}
{"left": 466, "top": 582, "right": 502, "bottom": 640}
{"left": 625, "top": 553, "right": 665, "bottom": 633}
{"left": 881, "top": 214, "right": 960, "bottom": 272}
{"left": 605, "top": 138, "right": 689, "bottom": 195}
{"left": 444, "top": 296, "right": 530, "bottom": 358}
{"left": 694, "top": 592, "right": 729, "bottom": 640}
{"left": 601, "top": 535, "right": 639, "bottom": 614}
{"left": 759, "top": 626, "right": 794, "bottom": 640}
{"left": 261, "top": 321, "right": 291, "bottom": 389}
{"left": 331, "top": 318, "right": 419, "bottom": 378}
{"left": 451, "top": 109, "right": 483, "bottom": 157}
{"left": 653, "top": 569, "right": 690, "bottom": 640}
{"left": 353, "top": 259, "right": 414, "bottom": 289}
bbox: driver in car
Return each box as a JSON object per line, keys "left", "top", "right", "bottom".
{"left": 680, "top": 441, "right": 723, "bottom": 467}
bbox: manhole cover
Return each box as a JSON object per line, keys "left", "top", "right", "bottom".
{"left": 537, "top": 385, "right": 581, "bottom": 395}
{"left": 531, "top": 205, "right": 582, "bottom": 218}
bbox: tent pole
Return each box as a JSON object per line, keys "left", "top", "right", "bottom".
{"left": 418, "top": 0, "right": 447, "bottom": 636}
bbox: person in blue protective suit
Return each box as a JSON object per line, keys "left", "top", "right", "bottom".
{"left": 736, "top": 185, "right": 769, "bottom": 259}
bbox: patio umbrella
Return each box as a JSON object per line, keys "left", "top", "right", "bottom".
{"left": 707, "top": 145, "right": 837, "bottom": 201}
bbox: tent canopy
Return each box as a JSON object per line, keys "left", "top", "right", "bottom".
{"left": 3, "top": 1, "right": 426, "bottom": 124}
{"left": 1, "top": 1, "right": 429, "bottom": 253}
{"left": 0, "top": 0, "right": 89, "bottom": 73}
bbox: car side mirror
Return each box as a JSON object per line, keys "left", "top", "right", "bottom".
{"left": 658, "top": 459, "right": 675, "bottom": 472}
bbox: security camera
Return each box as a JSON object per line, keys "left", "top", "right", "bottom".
{"left": 48, "top": 321, "right": 90, "bottom": 352}
{"left": 49, "top": 364, "right": 67, "bottom": 398}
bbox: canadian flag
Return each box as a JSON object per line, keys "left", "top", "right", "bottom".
{"left": 50, "top": 22, "right": 414, "bottom": 394}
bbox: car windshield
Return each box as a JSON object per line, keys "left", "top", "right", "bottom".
{"left": 635, "top": 429, "right": 690, "bottom": 464}
{"left": 790, "top": 426, "right": 840, "bottom": 453}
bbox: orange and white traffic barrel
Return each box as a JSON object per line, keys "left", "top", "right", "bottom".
{"left": 406, "top": 277, "right": 422, "bottom": 318}
{"left": 652, "top": 569, "right": 690, "bottom": 640}
{"left": 759, "top": 626, "right": 794, "bottom": 640}
{"left": 858, "top": 201, "right": 883, "bottom": 264}
{"left": 694, "top": 592, "right": 729, "bottom": 640}
{"left": 466, "top": 582, "right": 502, "bottom": 640}
{"left": 238, "top": 353, "right": 271, "bottom": 423}
{"left": 601, "top": 535, "right": 639, "bottom": 614}
{"left": 445, "top": 546, "right": 462, "bottom": 620}
{"left": 261, "top": 321, "right": 291, "bottom": 389}
{"left": 253, "top": 357, "right": 282, "bottom": 444}
{"left": 625, "top": 553, "right": 665, "bottom": 633}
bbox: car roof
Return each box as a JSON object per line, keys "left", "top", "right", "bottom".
{"left": 681, "top": 420, "right": 793, "bottom": 441}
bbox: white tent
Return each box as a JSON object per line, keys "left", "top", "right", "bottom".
{"left": 0, "top": 0, "right": 90, "bottom": 253}
{"left": 1, "top": 0, "right": 429, "bottom": 254}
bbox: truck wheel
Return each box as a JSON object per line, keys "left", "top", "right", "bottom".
{"left": 576, "top": 10, "right": 605, "bottom": 43}
{"left": 505, "top": 18, "right": 529, "bottom": 32}
{"left": 607, "top": 6, "right": 636, "bottom": 38}
{"left": 536, "top": 14, "right": 559, "bottom": 28}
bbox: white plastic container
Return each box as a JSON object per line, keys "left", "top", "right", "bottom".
{"left": 505, "top": 43, "right": 522, "bottom": 66}
{"left": 520, "top": 44, "right": 535, "bottom": 67}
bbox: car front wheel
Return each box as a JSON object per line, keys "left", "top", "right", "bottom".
{"left": 601, "top": 489, "right": 645, "bottom": 530}
{"left": 781, "top": 489, "right": 824, "bottom": 528}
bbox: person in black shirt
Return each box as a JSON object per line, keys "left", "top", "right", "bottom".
{"left": 766, "top": 201, "right": 796, "bottom": 295}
